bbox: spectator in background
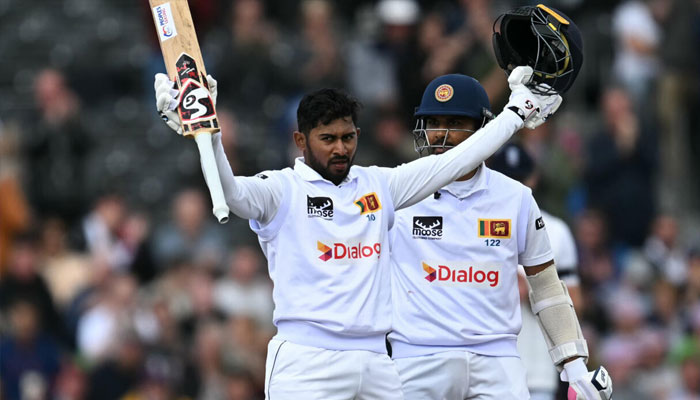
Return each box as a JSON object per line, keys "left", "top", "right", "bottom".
{"left": 72, "top": 193, "right": 130, "bottom": 273}
{"left": 213, "top": 0, "right": 280, "bottom": 114}
{"left": 85, "top": 333, "right": 144, "bottom": 400}
{"left": 669, "top": 335, "right": 700, "bottom": 400}
{"left": 0, "top": 120, "right": 31, "bottom": 276}
{"left": 0, "top": 233, "right": 65, "bottom": 343}
{"left": 634, "top": 329, "right": 680, "bottom": 399}
{"left": 598, "top": 288, "right": 651, "bottom": 400}
{"left": 213, "top": 246, "right": 273, "bottom": 329}
{"left": 519, "top": 116, "right": 585, "bottom": 218}
{"left": 152, "top": 188, "right": 227, "bottom": 271}
{"left": 644, "top": 215, "right": 688, "bottom": 286}
{"left": 23, "top": 69, "right": 91, "bottom": 225}
{"left": 221, "top": 316, "right": 267, "bottom": 394}
{"left": 120, "top": 211, "right": 158, "bottom": 284}
{"left": 649, "top": 280, "right": 686, "bottom": 345}
{"left": 296, "top": 0, "right": 345, "bottom": 90}
{"left": 76, "top": 273, "right": 138, "bottom": 363}
{"left": 375, "top": 0, "right": 424, "bottom": 119}
{"left": 655, "top": 0, "right": 700, "bottom": 212}
{"left": 53, "top": 361, "right": 88, "bottom": 400}
{"left": 611, "top": 0, "right": 660, "bottom": 110}
{"left": 0, "top": 299, "right": 61, "bottom": 400}
{"left": 355, "top": 111, "right": 413, "bottom": 167}
{"left": 436, "top": 0, "right": 508, "bottom": 104}
{"left": 685, "top": 250, "right": 700, "bottom": 306}
{"left": 39, "top": 218, "right": 91, "bottom": 311}
{"left": 192, "top": 322, "right": 226, "bottom": 400}
{"left": 584, "top": 87, "right": 657, "bottom": 248}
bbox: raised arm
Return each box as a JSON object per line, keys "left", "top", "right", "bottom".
{"left": 382, "top": 67, "right": 564, "bottom": 209}
{"left": 155, "top": 73, "right": 283, "bottom": 224}
{"left": 380, "top": 109, "right": 523, "bottom": 210}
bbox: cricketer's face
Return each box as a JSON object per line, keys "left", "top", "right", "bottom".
{"left": 295, "top": 116, "right": 360, "bottom": 185}
{"left": 424, "top": 115, "right": 478, "bottom": 155}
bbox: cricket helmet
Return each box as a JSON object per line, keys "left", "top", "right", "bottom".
{"left": 413, "top": 74, "right": 493, "bottom": 156}
{"left": 492, "top": 4, "right": 583, "bottom": 94}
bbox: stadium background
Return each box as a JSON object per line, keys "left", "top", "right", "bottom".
{"left": 0, "top": 0, "right": 699, "bottom": 398}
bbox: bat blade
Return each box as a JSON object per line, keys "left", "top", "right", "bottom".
{"left": 150, "top": 0, "right": 229, "bottom": 223}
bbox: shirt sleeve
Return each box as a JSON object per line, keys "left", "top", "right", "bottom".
{"left": 376, "top": 110, "right": 523, "bottom": 210}
{"left": 519, "top": 194, "right": 554, "bottom": 267}
{"left": 212, "top": 133, "right": 283, "bottom": 224}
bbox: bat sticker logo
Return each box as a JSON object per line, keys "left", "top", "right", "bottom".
{"left": 174, "top": 54, "right": 216, "bottom": 123}
{"left": 177, "top": 80, "right": 215, "bottom": 122}
{"left": 152, "top": 3, "right": 177, "bottom": 42}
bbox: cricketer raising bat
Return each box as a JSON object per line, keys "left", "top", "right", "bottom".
{"left": 149, "top": 0, "right": 230, "bottom": 224}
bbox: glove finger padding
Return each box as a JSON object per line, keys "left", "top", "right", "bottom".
{"left": 206, "top": 74, "right": 218, "bottom": 105}
{"left": 508, "top": 66, "right": 534, "bottom": 88}
{"left": 154, "top": 73, "right": 183, "bottom": 135}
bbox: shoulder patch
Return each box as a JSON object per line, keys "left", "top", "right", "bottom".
{"left": 535, "top": 217, "right": 545, "bottom": 230}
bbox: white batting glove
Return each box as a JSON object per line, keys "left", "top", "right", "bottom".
{"left": 526, "top": 83, "right": 563, "bottom": 129}
{"left": 561, "top": 359, "right": 613, "bottom": 400}
{"left": 153, "top": 73, "right": 218, "bottom": 135}
{"left": 504, "top": 67, "right": 563, "bottom": 129}
{"left": 504, "top": 66, "right": 540, "bottom": 127}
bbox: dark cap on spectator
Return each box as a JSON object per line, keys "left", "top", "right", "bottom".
{"left": 489, "top": 143, "right": 535, "bottom": 183}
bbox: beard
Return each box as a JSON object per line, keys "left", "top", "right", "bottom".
{"left": 305, "top": 145, "right": 354, "bottom": 185}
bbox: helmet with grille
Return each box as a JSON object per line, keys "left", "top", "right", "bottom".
{"left": 492, "top": 4, "right": 583, "bottom": 95}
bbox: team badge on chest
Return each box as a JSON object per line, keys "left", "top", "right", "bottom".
{"left": 478, "top": 219, "right": 511, "bottom": 238}
{"left": 355, "top": 193, "right": 382, "bottom": 215}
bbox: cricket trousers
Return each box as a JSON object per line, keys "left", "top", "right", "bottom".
{"left": 394, "top": 350, "right": 530, "bottom": 399}
{"left": 265, "top": 338, "right": 404, "bottom": 400}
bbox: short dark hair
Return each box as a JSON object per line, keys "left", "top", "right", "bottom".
{"left": 297, "top": 88, "right": 362, "bottom": 135}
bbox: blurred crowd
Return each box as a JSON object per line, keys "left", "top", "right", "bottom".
{"left": 0, "top": 0, "right": 699, "bottom": 399}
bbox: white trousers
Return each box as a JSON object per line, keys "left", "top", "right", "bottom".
{"left": 265, "top": 339, "right": 404, "bottom": 400}
{"left": 394, "top": 350, "right": 530, "bottom": 400}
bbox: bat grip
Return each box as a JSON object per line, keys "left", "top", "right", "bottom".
{"left": 194, "top": 132, "right": 230, "bottom": 224}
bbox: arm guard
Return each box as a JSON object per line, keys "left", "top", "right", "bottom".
{"left": 526, "top": 265, "right": 588, "bottom": 368}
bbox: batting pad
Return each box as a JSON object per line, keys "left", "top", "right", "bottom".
{"left": 527, "top": 265, "right": 588, "bottom": 367}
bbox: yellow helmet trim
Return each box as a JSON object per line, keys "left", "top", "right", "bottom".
{"left": 537, "top": 4, "right": 569, "bottom": 25}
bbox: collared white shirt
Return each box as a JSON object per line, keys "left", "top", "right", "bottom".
{"left": 389, "top": 166, "right": 553, "bottom": 358}
{"left": 206, "top": 110, "right": 524, "bottom": 352}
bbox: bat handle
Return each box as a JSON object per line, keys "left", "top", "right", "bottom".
{"left": 194, "top": 132, "right": 230, "bottom": 224}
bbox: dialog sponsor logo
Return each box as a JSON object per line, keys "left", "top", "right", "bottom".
{"left": 422, "top": 262, "right": 500, "bottom": 287}
{"left": 317, "top": 241, "right": 381, "bottom": 261}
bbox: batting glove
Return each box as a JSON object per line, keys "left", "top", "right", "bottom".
{"left": 153, "top": 73, "right": 218, "bottom": 135}
{"left": 561, "top": 358, "right": 613, "bottom": 400}
{"left": 504, "top": 66, "right": 563, "bottom": 129}
{"left": 526, "top": 83, "right": 563, "bottom": 129}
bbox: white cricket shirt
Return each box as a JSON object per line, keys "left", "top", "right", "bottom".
{"left": 210, "top": 111, "right": 523, "bottom": 353}
{"left": 389, "top": 165, "right": 553, "bottom": 358}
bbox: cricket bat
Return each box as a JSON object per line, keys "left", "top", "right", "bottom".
{"left": 150, "top": 0, "right": 230, "bottom": 224}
